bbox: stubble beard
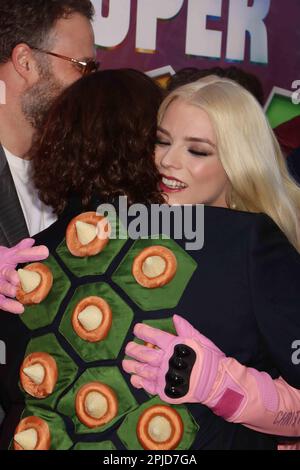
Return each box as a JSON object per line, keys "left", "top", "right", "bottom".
{"left": 21, "top": 59, "right": 65, "bottom": 130}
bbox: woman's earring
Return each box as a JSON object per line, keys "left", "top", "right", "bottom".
{"left": 229, "top": 194, "right": 237, "bottom": 210}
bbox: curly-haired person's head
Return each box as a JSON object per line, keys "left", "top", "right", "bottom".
{"left": 30, "top": 69, "right": 164, "bottom": 214}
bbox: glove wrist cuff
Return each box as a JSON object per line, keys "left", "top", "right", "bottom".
{"left": 193, "top": 346, "right": 224, "bottom": 403}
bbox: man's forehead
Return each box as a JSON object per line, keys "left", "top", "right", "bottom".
{"left": 49, "top": 12, "right": 95, "bottom": 57}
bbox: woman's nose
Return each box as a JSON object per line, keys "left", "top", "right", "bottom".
{"left": 159, "top": 145, "right": 182, "bottom": 170}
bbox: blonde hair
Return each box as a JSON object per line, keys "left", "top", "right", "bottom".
{"left": 158, "top": 75, "right": 300, "bottom": 253}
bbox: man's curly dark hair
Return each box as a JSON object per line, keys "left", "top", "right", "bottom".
{"left": 30, "top": 69, "right": 164, "bottom": 215}
{"left": 0, "top": 0, "right": 94, "bottom": 63}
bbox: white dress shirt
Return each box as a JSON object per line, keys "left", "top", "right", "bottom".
{"left": 4, "top": 146, "right": 57, "bottom": 237}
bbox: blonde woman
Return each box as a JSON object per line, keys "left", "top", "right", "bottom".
{"left": 156, "top": 75, "right": 300, "bottom": 252}
{"left": 124, "top": 76, "right": 300, "bottom": 449}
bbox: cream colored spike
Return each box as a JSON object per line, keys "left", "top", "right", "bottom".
{"left": 85, "top": 391, "right": 108, "bottom": 419}
{"left": 75, "top": 221, "right": 97, "bottom": 246}
{"left": 23, "top": 364, "right": 45, "bottom": 385}
{"left": 142, "top": 256, "right": 166, "bottom": 278}
{"left": 14, "top": 428, "right": 38, "bottom": 450}
{"left": 78, "top": 306, "right": 103, "bottom": 332}
{"left": 18, "top": 269, "right": 41, "bottom": 293}
{"left": 148, "top": 416, "right": 172, "bottom": 443}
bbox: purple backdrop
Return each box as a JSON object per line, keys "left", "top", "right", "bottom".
{"left": 94, "top": 0, "right": 300, "bottom": 102}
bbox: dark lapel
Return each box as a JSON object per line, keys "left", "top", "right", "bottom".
{"left": 0, "top": 144, "right": 29, "bottom": 247}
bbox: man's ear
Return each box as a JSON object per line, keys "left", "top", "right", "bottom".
{"left": 11, "top": 44, "right": 40, "bottom": 84}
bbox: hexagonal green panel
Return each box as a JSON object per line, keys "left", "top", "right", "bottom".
{"left": 127, "top": 317, "right": 176, "bottom": 356}
{"left": 59, "top": 282, "right": 134, "bottom": 362}
{"left": 57, "top": 366, "right": 138, "bottom": 434}
{"left": 142, "top": 317, "right": 176, "bottom": 335}
{"left": 20, "top": 255, "right": 71, "bottom": 330}
{"left": 12, "top": 406, "right": 73, "bottom": 450}
{"left": 117, "top": 396, "right": 199, "bottom": 450}
{"left": 20, "top": 334, "right": 78, "bottom": 410}
{"left": 73, "top": 441, "right": 116, "bottom": 450}
{"left": 112, "top": 238, "right": 197, "bottom": 311}
{"left": 56, "top": 217, "right": 127, "bottom": 278}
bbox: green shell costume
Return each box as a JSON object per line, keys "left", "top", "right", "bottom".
{"left": 2, "top": 204, "right": 288, "bottom": 450}
{"left": 13, "top": 213, "right": 199, "bottom": 450}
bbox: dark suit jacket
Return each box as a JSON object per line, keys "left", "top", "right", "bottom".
{"left": 0, "top": 144, "right": 29, "bottom": 247}
{"left": 0, "top": 145, "right": 29, "bottom": 426}
{"left": 0, "top": 203, "right": 300, "bottom": 450}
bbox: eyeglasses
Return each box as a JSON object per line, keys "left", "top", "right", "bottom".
{"left": 30, "top": 46, "right": 100, "bottom": 76}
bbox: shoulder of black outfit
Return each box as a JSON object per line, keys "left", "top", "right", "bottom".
{"left": 206, "top": 206, "right": 300, "bottom": 390}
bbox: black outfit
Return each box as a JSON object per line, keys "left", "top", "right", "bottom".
{"left": 287, "top": 148, "right": 300, "bottom": 185}
{"left": 0, "top": 145, "right": 29, "bottom": 247}
{"left": 0, "top": 202, "right": 300, "bottom": 450}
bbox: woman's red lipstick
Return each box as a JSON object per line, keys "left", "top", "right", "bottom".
{"left": 159, "top": 174, "right": 187, "bottom": 193}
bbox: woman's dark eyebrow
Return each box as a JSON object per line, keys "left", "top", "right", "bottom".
{"left": 184, "top": 137, "right": 216, "bottom": 148}
{"left": 157, "top": 127, "right": 216, "bottom": 149}
{"left": 157, "top": 126, "right": 170, "bottom": 136}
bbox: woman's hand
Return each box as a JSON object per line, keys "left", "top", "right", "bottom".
{"left": 0, "top": 239, "right": 49, "bottom": 314}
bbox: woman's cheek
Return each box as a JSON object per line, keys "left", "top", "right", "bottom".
{"left": 188, "top": 159, "right": 216, "bottom": 185}
{"left": 187, "top": 159, "right": 228, "bottom": 202}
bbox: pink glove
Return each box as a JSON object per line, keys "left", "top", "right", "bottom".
{"left": 123, "top": 315, "right": 300, "bottom": 437}
{"left": 0, "top": 239, "right": 49, "bottom": 314}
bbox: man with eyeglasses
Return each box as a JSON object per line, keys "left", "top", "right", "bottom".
{"left": 0, "top": 0, "right": 97, "bottom": 248}
{"left": 0, "top": 1, "right": 98, "bottom": 304}
{"left": 0, "top": 0, "right": 98, "bottom": 425}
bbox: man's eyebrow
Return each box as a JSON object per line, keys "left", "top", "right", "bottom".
{"left": 79, "top": 56, "right": 94, "bottom": 62}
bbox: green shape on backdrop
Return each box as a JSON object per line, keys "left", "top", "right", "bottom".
{"left": 112, "top": 238, "right": 197, "bottom": 311}
{"left": 20, "top": 334, "right": 78, "bottom": 410}
{"left": 117, "top": 396, "right": 199, "bottom": 451}
{"left": 266, "top": 93, "right": 300, "bottom": 129}
{"left": 57, "top": 366, "right": 138, "bottom": 434}
{"left": 20, "top": 255, "right": 71, "bottom": 330}
{"left": 59, "top": 282, "right": 134, "bottom": 362}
